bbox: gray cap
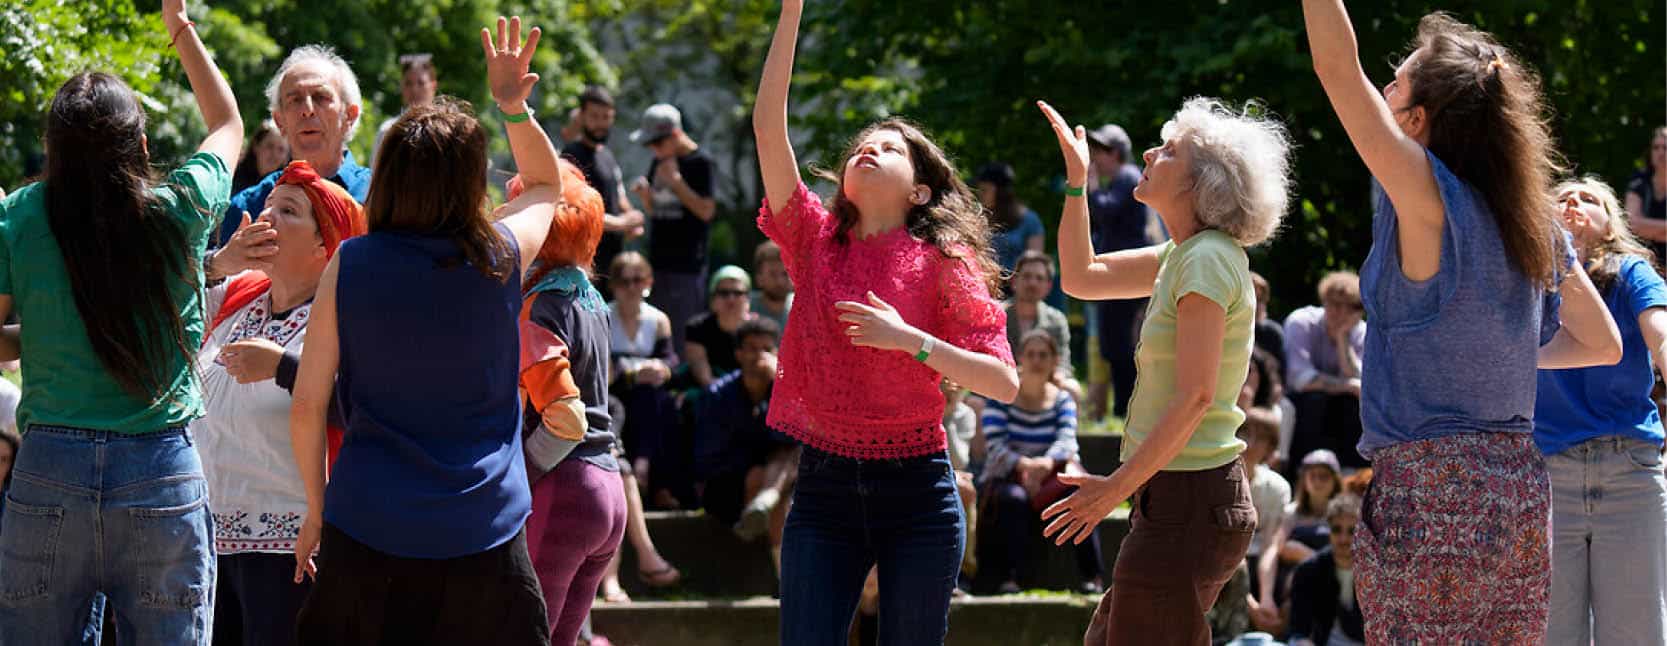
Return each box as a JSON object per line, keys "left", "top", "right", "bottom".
{"left": 1086, "top": 124, "right": 1132, "bottom": 160}
{"left": 629, "top": 103, "right": 682, "bottom": 144}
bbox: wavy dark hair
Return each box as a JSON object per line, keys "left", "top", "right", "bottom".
{"left": 974, "top": 162, "right": 1023, "bottom": 230}
{"left": 366, "top": 97, "right": 512, "bottom": 281}
{"left": 1403, "top": 13, "right": 1565, "bottom": 288}
{"left": 45, "top": 72, "right": 200, "bottom": 402}
{"left": 813, "top": 118, "right": 1002, "bottom": 295}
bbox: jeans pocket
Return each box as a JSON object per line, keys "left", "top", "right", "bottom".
{"left": 1626, "top": 443, "right": 1664, "bottom": 471}
{"left": 129, "top": 478, "right": 214, "bottom": 610}
{"left": 0, "top": 496, "right": 64, "bottom": 603}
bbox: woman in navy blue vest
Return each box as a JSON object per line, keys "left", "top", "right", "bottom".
{"left": 287, "top": 17, "right": 566, "bottom": 644}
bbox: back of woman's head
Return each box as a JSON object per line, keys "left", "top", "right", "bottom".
{"left": 1164, "top": 97, "right": 1292, "bottom": 247}
{"left": 1405, "top": 13, "right": 1563, "bottom": 287}
{"left": 974, "top": 162, "right": 1022, "bottom": 229}
{"left": 816, "top": 118, "right": 1003, "bottom": 295}
{"left": 45, "top": 72, "right": 200, "bottom": 402}
{"left": 518, "top": 160, "right": 606, "bottom": 288}
{"left": 366, "top": 97, "right": 511, "bottom": 281}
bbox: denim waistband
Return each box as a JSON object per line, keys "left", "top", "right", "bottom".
{"left": 1566, "top": 434, "right": 1664, "bottom": 454}
{"left": 26, "top": 424, "right": 191, "bottom": 441}
{"left": 801, "top": 445, "right": 949, "bottom": 470}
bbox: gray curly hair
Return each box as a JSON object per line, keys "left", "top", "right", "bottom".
{"left": 1161, "top": 97, "right": 1293, "bottom": 247}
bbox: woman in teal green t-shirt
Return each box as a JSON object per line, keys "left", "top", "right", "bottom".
{"left": 0, "top": 1, "right": 243, "bottom": 643}
{"left": 1036, "top": 98, "right": 1294, "bottom": 645}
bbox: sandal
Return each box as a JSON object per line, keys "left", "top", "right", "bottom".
{"left": 637, "top": 564, "right": 682, "bottom": 588}
{"left": 600, "top": 586, "right": 631, "bottom": 604}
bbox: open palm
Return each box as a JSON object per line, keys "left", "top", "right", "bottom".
{"left": 1038, "top": 101, "right": 1090, "bottom": 187}
{"left": 480, "top": 16, "right": 542, "bottom": 109}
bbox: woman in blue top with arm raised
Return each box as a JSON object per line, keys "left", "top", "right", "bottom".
{"left": 287, "top": 16, "right": 564, "bottom": 645}
{"left": 1300, "top": 3, "right": 1623, "bottom": 642}
{"left": 1536, "top": 176, "right": 1667, "bottom": 646}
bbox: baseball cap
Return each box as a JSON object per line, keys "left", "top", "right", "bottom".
{"left": 1086, "top": 124, "right": 1132, "bottom": 160}
{"left": 1300, "top": 449, "right": 1343, "bottom": 476}
{"left": 708, "top": 265, "right": 752, "bottom": 295}
{"left": 629, "top": 103, "right": 682, "bottom": 144}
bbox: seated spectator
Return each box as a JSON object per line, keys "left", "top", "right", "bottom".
{"left": 1282, "top": 272, "right": 1367, "bottom": 472}
{"left": 1256, "top": 449, "right": 1344, "bottom": 619}
{"left": 1240, "top": 417, "right": 1291, "bottom": 633}
{"left": 941, "top": 377, "right": 980, "bottom": 584}
{"left": 978, "top": 330, "right": 1100, "bottom": 593}
{"left": 751, "top": 240, "right": 794, "bottom": 330}
{"left": 693, "top": 319, "right": 798, "bottom": 571}
{"left": 1251, "top": 271, "right": 1284, "bottom": 359}
{"left": 1287, "top": 495, "right": 1365, "bottom": 646}
{"left": 684, "top": 265, "right": 754, "bottom": 387}
{"left": 606, "top": 251, "right": 689, "bottom": 506}
{"left": 1209, "top": 561, "right": 1253, "bottom": 645}
{"left": 1005, "top": 251, "right": 1084, "bottom": 402}
{"left": 1243, "top": 348, "right": 1291, "bottom": 469}
{"left": 231, "top": 119, "right": 289, "bottom": 195}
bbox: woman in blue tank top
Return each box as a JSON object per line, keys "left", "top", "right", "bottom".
{"left": 1302, "top": 3, "right": 1622, "bottom": 642}
{"left": 287, "top": 18, "right": 567, "bottom": 644}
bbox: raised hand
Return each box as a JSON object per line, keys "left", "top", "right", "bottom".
{"left": 210, "top": 212, "right": 278, "bottom": 278}
{"left": 480, "top": 16, "right": 542, "bottom": 110}
{"left": 162, "top": 0, "right": 189, "bottom": 30}
{"left": 1038, "top": 101, "right": 1091, "bottom": 187}
{"left": 219, "top": 338, "right": 285, "bottom": 384}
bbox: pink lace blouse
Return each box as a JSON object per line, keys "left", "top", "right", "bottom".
{"left": 757, "top": 182, "right": 1013, "bottom": 459}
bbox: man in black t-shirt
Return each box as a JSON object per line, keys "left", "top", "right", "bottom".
{"left": 559, "top": 86, "right": 645, "bottom": 291}
{"left": 1085, "top": 123, "right": 1153, "bottom": 421}
{"left": 629, "top": 103, "right": 717, "bottom": 354}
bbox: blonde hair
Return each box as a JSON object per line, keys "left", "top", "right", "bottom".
{"left": 1162, "top": 97, "right": 1293, "bottom": 247}
{"left": 1555, "top": 176, "right": 1654, "bottom": 292}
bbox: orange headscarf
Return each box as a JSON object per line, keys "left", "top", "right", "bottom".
{"left": 275, "top": 160, "right": 366, "bottom": 258}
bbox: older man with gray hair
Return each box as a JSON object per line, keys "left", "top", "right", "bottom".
{"left": 211, "top": 45, "right": 370, "bottom": 265}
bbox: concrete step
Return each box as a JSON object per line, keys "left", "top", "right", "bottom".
{"left": 590, "top": 595, "right": 1098, "bottom": 646}
{"left": 616, "top": 508, "right": 1131, "bottom": 600}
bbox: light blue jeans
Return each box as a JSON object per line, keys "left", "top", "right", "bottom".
{"left": 1548, "top": 435, "right": 1667, "bottom": 645}
{"left": 0, "top": 426, "right": 215, "bottom": 645}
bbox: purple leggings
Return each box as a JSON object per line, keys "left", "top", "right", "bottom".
{"left": 525, "top": 459, "right": 627, "bottom": 646}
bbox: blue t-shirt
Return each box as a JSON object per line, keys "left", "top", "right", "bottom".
{"left": 1088, "top": 164, "right": 1148, "bottom": 253}
{"left": 219, "top": 151, "right": 370, "bottom": 247}
{"left": 1535, "top": 255, "right": 1667, "bottom": 455}
{"left": 692, "top": 370, "right": 781, "bottom": 479}
{"left": 325, "top": 223, "right": 527, "bottom": 559}
{"left": 1357, "top": 151, "right": 1559, "bottom": 457}
{"left": 992, "top": 208, "right": 1044, "bottom": 272}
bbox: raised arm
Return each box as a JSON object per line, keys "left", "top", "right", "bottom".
{"left": 1539, "top": 261, "right": 1623, "bottom": 368}
{"left": 164, "top": 0, "right": 243, "bottom": 166}
{"left": 1039, "top": 101, "right": 1161, "bottom": 300}
{"left": 1302, "top": 0, "right": 1444, "bottom": 281}
{"left": 753, "top": 0, "right": 804, "bottom": 212}
{"left": 481, "top": 16, "right": 563, "bottom": 275}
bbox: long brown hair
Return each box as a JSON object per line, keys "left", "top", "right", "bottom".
{"left": 1556, "top": 176, "right": 1654, "bottom": 292}
{"left": 813, "top": 119, "right": 1003, "bottom": 295}
{"left": 45, "top": 72, "right": 199, "bottom": 402}
{"left": 1405, "top": 13, "right": 1564, "bottom": 288}
{"left": 366, "top": 97, "right": 512, "bottom": 281}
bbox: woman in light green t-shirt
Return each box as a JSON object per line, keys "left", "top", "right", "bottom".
{"left": 1035, "top": 98, "right": 1294, "bottom": 644}
{"left": 0, "top": 1, "right": 243, "bottom": 643}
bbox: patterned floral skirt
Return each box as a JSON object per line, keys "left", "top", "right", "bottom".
{"left": 1356, "top": 432, "right": 1550, "bottom": 644}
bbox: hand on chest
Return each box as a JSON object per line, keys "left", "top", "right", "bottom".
{"left": 816, "top": 242, "right": 938, "bottom": 327}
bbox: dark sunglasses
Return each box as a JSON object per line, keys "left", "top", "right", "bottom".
{"left": 713, "top": 289, "right": 749, "bottom": 299}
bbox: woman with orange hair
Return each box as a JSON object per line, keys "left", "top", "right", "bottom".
{"left": 194, "top": 160, "right": 366, "bottom": 646}
{"left": 508, "top": 159, "right": 624, "bottom": 645}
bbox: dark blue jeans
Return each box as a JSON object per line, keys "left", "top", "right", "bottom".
{"left": 0, "top": 425, "right": 215, "bottom": 646}
{"left": 779, "top": 446, "right": 964, "bottom": 646}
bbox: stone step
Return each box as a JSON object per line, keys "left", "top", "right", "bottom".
{"left": 590, "top": 595, "right": 1098, "bottom": 646}
{"left": 616, "top": 508, "right": 1131, "bottom": 599}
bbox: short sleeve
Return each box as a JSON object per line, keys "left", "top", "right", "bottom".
{"left": 756, "top": 182, "right": 831, "bottom": 277}
{"left": 684, "top": 155, "right": 716, "bottom": 198}
{"left": 1021, "top": 210, "right": 1044, "bottom": 239}
{"left": 164, "top": 152, "right": 234, "bottom": 235}
{"left": 0, "top": 194, "right": 14, "bottom": 295}
{"left": 1623, "top": 256, "right": 1667, "bottom": 319}
{"left": 937, "top": 254, "right": 1014, "bottom": 366}
{"left": 1172, "top": 238, "right": 1244, "bottom": 312}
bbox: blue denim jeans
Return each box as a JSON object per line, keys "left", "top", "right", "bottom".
{"left": 1548, "top": 435, "right": 1667, "bottom": 645}
{"left": 0, "top": 426, "right": 215, "bottom": 645}
{"left": 779, "top": 446, "right": 964, "bottom": 646}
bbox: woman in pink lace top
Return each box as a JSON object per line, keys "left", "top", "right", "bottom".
{"left": 753, "top": 2, "right": 1018, "bottom": 644}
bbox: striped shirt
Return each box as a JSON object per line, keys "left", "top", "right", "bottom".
{"left": 980, "top": 388, "right": 1078, "bottom": 484}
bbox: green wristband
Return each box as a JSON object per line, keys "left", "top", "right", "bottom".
{"left": 500, "top": 105, "right": 533, "bottom": 123}
{"left": 1065, "top": 184, "right": 1085, "bottom": 197}
{"left": 914, "top": 336, "right": 935, "bottom": 362}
